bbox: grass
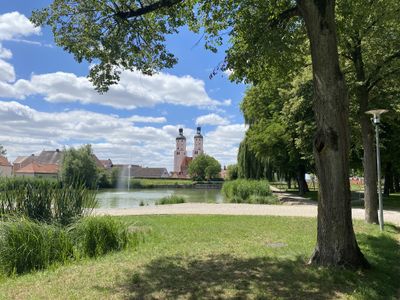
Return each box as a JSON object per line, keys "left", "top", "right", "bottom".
{"left": 155, "top": 195, "right": 186, "bottom": 205}
{"left": 69, "top": 216, "right": 131, "bottom": 258}
{"left": 0, "top": 215, "right": 398, "bottom": 299}
{"left": 0, "top": 218, "right": 73, "bottom": 275}
{"left": 129, "top": 178, "right": 194, "bottom": 188}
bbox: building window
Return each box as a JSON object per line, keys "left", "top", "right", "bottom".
{"left": 177, "top": 151, "right": 180, "bottom": 155}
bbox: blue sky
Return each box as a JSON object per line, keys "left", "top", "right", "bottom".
{"left": 0, "top": 1, "right": 247, "bottom": 171}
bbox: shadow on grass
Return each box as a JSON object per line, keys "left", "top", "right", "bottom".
{"left": 118, "top": 232, "right": 400, "bottom": 300}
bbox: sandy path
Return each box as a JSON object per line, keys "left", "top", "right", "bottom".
{"left": 93, "top": 203, "right": 400, "bottom": 226}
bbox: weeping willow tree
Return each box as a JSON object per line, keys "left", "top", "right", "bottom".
{"left": 237, "top": 139, "right": 274, "bottom": 181}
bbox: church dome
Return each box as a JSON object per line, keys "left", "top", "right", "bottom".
{"left": 194, "top": 126, "right": 203, "bottom": 138}
{"left": 176, "top": 128, "right": 186, "bottom": 140}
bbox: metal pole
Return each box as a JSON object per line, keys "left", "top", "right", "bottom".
{"left": 375, "top": 124, "right": 384, "bottom": 231}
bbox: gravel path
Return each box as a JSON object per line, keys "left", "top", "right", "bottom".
{"left": 93, "top": 203, "right": 400, "bottom": 226}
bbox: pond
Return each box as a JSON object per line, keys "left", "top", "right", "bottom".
{"left": 96, "top": 188, "right": 224, "bottom": 208}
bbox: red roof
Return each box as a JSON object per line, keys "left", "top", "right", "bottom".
{"left": 0, "top": 156, "right": 11, "bottom": 167}
{"left": 15, "top": 162, "right": 59, "bottom": 174}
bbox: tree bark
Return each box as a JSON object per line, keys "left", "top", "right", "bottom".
{"left": 351, "top": 36, "right": 379, "bottom": 224}
{"left": 360, "top": 115, "right": 378, "bottom": 223}
{"left": 394, "top": 172, "right": 400, "bottom": 193}
{"left": 383, "top": 162, "right": 393, "bottom": 196}
{"left": 297, "top": 164, "right": 309, "bottom": 196}
{"left": 298, "top": 0, "right": 369, "bottom": 267}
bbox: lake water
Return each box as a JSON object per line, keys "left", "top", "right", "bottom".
{"left": 96, "top": 188, "right": 224, "bottom": 208}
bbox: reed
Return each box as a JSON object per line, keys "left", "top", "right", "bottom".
{"left": 0, "top": 178, "right": 97, "bottom": 225}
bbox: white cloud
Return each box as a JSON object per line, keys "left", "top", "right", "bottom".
{"left": 0, "top": 70, "right": 231, "bottom": 110}
{"left": 0, "top": 59, "right": 15, "bottom": 82}
{"left": 0, "top": 12, "right": 40, "bottom": 41}
{"left": 0, "top": 12, "right": 40, "bottom": 85}
{"left": 0, "top": 45, "right": 12, "bottom": 59}
{"left": 196, "top": 113, "right": 230, "bottom": 126}
{"left": 127, "top": 115, "right": 166, "bottom": 123}
{"left": 0, "top": 13, "right": 229, "bottom": 111}
{"left": 0, "top": 101, "right": 244, "bottom": 170}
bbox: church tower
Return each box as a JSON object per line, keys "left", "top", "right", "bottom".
{"left": 174, "top": 128, "right": 187, "bottom": 173}
{"left": 192, "top": 126, "right": 204, "bottom": 159}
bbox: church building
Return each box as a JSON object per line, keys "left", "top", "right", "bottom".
{"left": 173, "top": 127, "right": 204, "bottom": 178}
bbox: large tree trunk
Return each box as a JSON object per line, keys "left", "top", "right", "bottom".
{"left": 383, "top": 162, "right": 393, "bottom": 196}
{"left": 351, "top": 36, "right": 379, "bottom": 224}
{"left": 394, "top": 172, "right": 400, "bottom": 193}
{"left": 297, "top": 164, "right": 309, "bottom": 196}
{"left": 298, "top": 0, "right": 369, "bottom": 267}
{"left": 360, "top": 115, "right": 379, "bottom": 223}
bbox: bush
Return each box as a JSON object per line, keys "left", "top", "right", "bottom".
{"left": 69, "top": 217, "right": 129, "bottom": 258}
{"left": 0, "top": 178, "right": 97, "bottom": 225}
{"left": 130, "top": 179, "right": 144, "bottom": 188}
{"left": 156, "top": 195, "right": 186, "bottom": 205}
{"left": 0, "top": 218, "right": 73, "bottom": 275}
{"left": 222, "top": 179, "right": 275, "bottom": 203}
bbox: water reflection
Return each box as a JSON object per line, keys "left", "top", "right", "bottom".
{"left": 96, "top": 188, "right": 223, "bottom": 208}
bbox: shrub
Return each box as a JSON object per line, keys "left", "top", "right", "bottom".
{"left": 222, "top": 179, "right": 275, "bottom": 203}
{"left": 156, "top": 195, "right": 186, "bottom": 205}
{"left": 69, "top": 217, "right": 129, "bottom": 258}
{"left": 0, "top": 217, "right": 73, "bottom": 275}
{"left": 130, "top": 179, "right": 144, "bottom": 188}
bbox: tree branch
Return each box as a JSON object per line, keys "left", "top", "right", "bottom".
{"left": 366, "top": 50, "right": 400, "bottom": 89}
{"left": 115, "top": 0, "right": 183, "bottom": 19}
{"left": 270, "top": 6, "right": 301, "bottom": 27}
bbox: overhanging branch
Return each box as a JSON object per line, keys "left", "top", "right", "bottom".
{"left": 115, "top": 0, "right": 183, "bottom": 19}
{"left": 270, "top": 6, "right": 300, "bottom": 27}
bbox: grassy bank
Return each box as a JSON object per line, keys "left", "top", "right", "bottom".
{"left": 129, "top": 178, "right": 194, "bottom": 188}
{"left": 0, "top": 215, "right": 398, "bottom": 299}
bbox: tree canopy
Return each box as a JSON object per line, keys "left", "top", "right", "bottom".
{"left": 60, "top": 144, "right": 99, "bottom": 188}
{"left": 188, "top": 154, "right": 221, "bottom": 181}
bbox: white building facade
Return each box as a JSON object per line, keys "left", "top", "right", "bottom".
{"left": 192, "top": 127, "right": 204, "bottom": 159}
{"left": 173, "top": 128, "right": 187, "bottom": 173}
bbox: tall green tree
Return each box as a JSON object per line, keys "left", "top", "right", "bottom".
{"left": 61, "top": 144, "right": 99, "bottom": 188}
{"left": 32, "top": 0, "right": 368, "bottom": 267}
{"left": 188, "top": 154, "right": 221, "bottom": 181}
{"left": 336, "top": 0, "right": 400, "bottom": 224}
{"left": 240, "top": 67, "right": 315, "bottom": 195}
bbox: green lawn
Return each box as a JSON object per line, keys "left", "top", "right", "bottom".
{"left": 0, "top": 215, "right": 399, "bottom": 299}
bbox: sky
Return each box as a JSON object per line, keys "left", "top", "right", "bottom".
{"left": 0, "top": 1, "right": 247, "bottom": 171}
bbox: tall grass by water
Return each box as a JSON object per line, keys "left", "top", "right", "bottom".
{"left": 0, "top": 178, "right": 97, "bottom": 225}
{"left": 0, "top": 216, "right": 141, "bottom": 275}
{"left": 222, "top": 179, "right": 278, "bottom": 204}
{"left": 0, "top": 217, "right": 73, "bottom": 275}
{"left": 155, "top": 195, "right": 186, "bottom": 205}
{"left": 69, "top": 216, "right": 130, "bottom": 258}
